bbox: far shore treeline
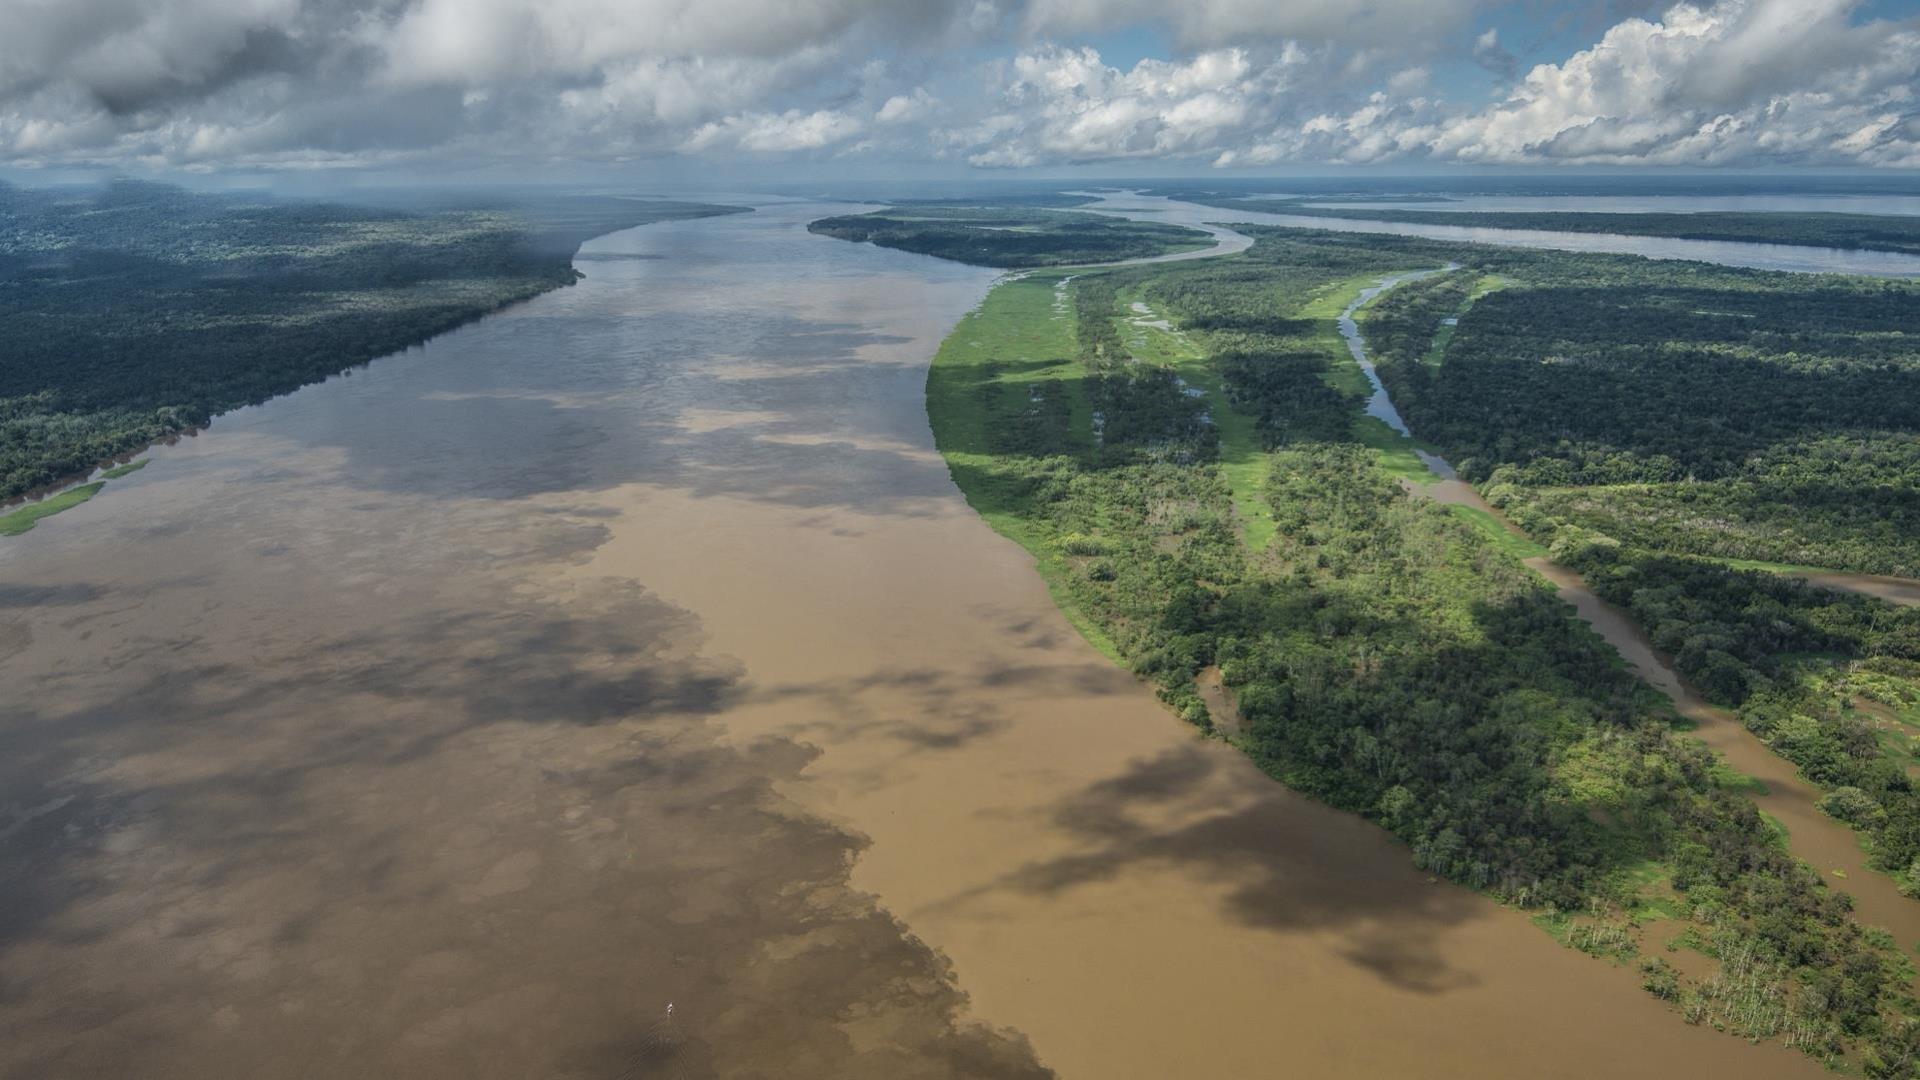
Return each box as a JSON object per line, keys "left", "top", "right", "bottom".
{"left": 0, "top": 180, "right": 745, "bottom": 504}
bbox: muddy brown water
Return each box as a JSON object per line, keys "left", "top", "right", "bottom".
{"left": 1798, "top": 571, "right": 1920, "bottom": 609}
{"left": 0, "top": 203, "right": 1824, "bottom": 1078}
{"left": 1522, "top": 557, "right": 1920, "bottom": 945}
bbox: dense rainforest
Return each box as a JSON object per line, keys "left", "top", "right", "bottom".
{"left": 1334, "top": 239, "right": 1920, "bottom": 578}
{"left": 903, "top": 218, "right": 1920, "bottom": 1071}
{"left": 0, "top": 180, "right": 744, "bottom": 503}
{"left": 805, "top": 204, "right": 1212, "bottom": 267}
{"left": 1325, "top": 228, "right": 1920, "bottom": 940}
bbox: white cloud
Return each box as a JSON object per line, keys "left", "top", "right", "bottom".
{"left": 683, "top": 107, "right": 865, "bottom": 153}
{"left": 947, "top": 44, "right": 1297, "bottom": 166}
{"left": 1428, "top": 0, "right": 1920, "bottom": 165}
{"left": 876, "top": 88, "right": 933, "bottom": 123}
{"left": 0, "top": 0, "right": 971, "bottom": 166}
{"left": 0, "top": 0, "right": 1915, "bottom": 169}
{"left": 374, "top": 0, "right": 959, "bottom": 85}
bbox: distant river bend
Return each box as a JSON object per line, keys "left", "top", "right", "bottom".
{"left": 1086, "top": 190, "right": 1920, "bottom": 277}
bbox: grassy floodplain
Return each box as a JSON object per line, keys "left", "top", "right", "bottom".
{"left": 917, "top": 225, "right": 1920, "bottom": 1073}
{"left": 930, "top": 272, "right": 1125, "bottom": 662}
{"left": 1419, "top": 274, "right": 1507, "bottom": 365}
{"left": 0, "top": 482, "right": 104, "bottom": 536}
{"left": 1112, "top": 279, "right": 1278, "bottom": 549}
{"left": 0, "top": 459, "right": 148, "bottom": 537}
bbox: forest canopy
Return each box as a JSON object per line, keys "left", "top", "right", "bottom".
{"left": 1346, "top": 235, "right": 1920, "bottom": 578}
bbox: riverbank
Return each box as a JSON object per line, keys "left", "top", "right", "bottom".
{"left": 1086, "top": 189, "right": 1920, "bottom": 277}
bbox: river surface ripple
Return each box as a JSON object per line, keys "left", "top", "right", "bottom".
{"left": 0, "top": 200, "right": 1825, "bottom": 1079}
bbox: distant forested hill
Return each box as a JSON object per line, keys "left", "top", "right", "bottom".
{"left": 0, "top": 181, "right": 745, "bottom": 502}
{"left": 808, "top": 204, "right": 1212, "bottom": 267}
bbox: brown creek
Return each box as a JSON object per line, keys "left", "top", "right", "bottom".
{"left": 0, "top": 201, "right": 1826, "bottom": 1078}
{"left": 1799, "top": 572, "right": 1920, "bottom": 609}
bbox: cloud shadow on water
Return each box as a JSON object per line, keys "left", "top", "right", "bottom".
{"left": 939, "top": 745, "right": 1492, "bottom": 996}
{"left": 0, "top": 571, "right": 1054, "bottom": 1080}
{"left": 270, "top": 304, "right": 966, "bottom": 523}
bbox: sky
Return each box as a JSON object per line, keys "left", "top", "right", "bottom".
{"left": 1, "top": 0, "right": 1917, "bottom": 179}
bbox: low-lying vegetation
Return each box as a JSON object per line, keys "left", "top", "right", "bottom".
{"left": 0, "top": 481, "right": 103, "bottom": 536}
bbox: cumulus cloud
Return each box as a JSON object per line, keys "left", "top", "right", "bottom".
{"left": 958, "top": 0, "right": 1920, "bottom": 169}
{"left": 0, "top": 0, "right": 1915, "bottom": 169}
{"left": 1433, "top": 0, "right": 1920, "bottom": 165}
{"left": 374, "top": 0, "right": 960, "bottom": 84}
{"left": 947, "top": 44, "right": 1324, "bottom": 166}
{"left": 975, "top": 0, "right": 1920, "bottom": 168}
{"left": 876, "top": 88, "right": 935, "bottom": 124}
{"left": 683, "top": 108, "right": 865, "bottom": 153}
{"left": 0, "top": 0, "right": 325, "bottom": 108}
{"left": 0, "top": 0, "right": 973, "bottom": 166}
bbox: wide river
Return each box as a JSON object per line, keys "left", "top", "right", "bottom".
{"left": 0, "top": 199, "right": 1832, "bottom": 1078}
{"left": 1261, "top": 193, "right": 1920, "bottom": 216}
{"left": 1092, "top": 191, "right": 1920, "bottom": 276}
